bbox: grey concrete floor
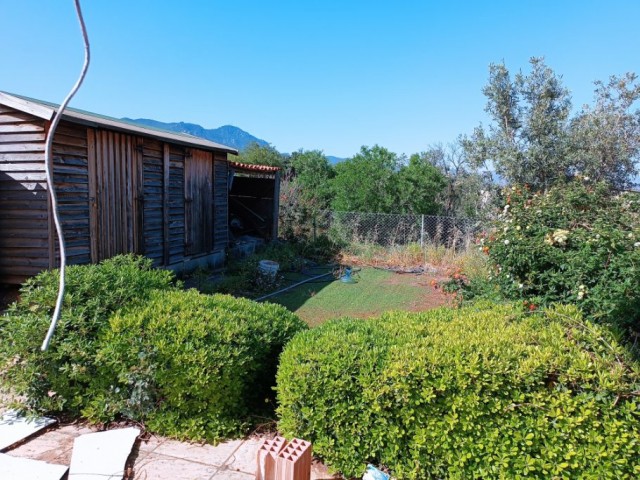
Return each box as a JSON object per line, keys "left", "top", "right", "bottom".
{"left": 5, "top": 423, "right": 340, "bottom": 479}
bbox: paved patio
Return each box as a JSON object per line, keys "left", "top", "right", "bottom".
{"left": 4, "top": 422, "right": 340, "bottom": 479}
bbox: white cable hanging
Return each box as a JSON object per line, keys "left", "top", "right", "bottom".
{"left": 41, "top": 0, "right": 91, "bottom": 351}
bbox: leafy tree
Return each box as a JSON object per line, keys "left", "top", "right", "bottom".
{"left": 464, "top": 57, "right": 640, "bottom": 191}
{"left": 331, "top": 145, "right": 402, "bottom": 213}
{"left": 567, "top": 73, "right": 640, "bottom": 189}
{"left": 330, "top": 145, "right": 447, "bottom": 214}
{"left": 397, "top": 152, "right": 447, "bottom": 214}
{"left": 463, "top": 57, "right": 572, "bottom": 190}
{"left": 279, "top": 175, "right": 306, "bottom": 239}
{"left": 231, "top": 142, "right": 286, "bottom": 167}
{"left": 279, "top": 150, "right": 334, "bottom": 239}
{"left": 289, "top": 149, "right": 335, "bottom": 209}
{"left": 423, "top": 142, "right": 496, "bottom": 218}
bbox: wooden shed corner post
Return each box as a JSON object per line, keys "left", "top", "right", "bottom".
{"left": 272, "top": 170, "right": 280, "bottom": 241}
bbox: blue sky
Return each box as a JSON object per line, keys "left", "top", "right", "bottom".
{"left": 2, "top": 1, "right": 639, "bottom": 157}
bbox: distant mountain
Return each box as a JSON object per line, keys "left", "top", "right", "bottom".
{"left": 123, "top": 117, "right": 347, "bottom": 161}
{"left": 327, "top": 155, "right": 346, "bottom": 165}
{"left": 122, "top": 118, "right": 269, "bottom": 151}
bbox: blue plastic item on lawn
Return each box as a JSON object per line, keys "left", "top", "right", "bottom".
{"left": 340, "top": 266, "right": 355, "bottom": 283}
{"left": 362, "top": 464, "right": 390, "bottom": 480}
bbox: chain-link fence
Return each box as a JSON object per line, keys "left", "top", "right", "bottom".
{"left": 316, "top": 211, "right": 483, "bottom": 249}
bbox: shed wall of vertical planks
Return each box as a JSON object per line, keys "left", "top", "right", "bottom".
{"left": 0, "top": 105, "right": 230, "bottom": 284}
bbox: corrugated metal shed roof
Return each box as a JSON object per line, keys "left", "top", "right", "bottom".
{"left": 0, "top": 91, "right": 238, "bottom": 155}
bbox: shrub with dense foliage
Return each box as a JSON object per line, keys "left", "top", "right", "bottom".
{"left": 276, "top": 303, "right": 640, "bottom": 479}
{"left": 480, "top": 181, "right": 640, "bottom": 336}
{"left": 85, "top": 290, "right": 307, "bottom": 441}
{"left": 291, "top": 235, "right": 342, "bottom": 265}
{"left": 0, "top": 255, "right": 307, "bottom": 443}
{"left": 0, "top": 255, "right": 177, "bottom": 414}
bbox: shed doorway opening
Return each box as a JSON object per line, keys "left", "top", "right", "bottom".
{"left": 228, "top": 162, "right": 280, "bottom": 253}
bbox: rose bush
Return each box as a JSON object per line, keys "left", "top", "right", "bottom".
{"left": 479, "top": 180, "right": 640, "bottom": 337}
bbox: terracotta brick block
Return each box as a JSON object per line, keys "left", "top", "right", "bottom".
{"left": 256, "top": 436, "right": 287, "bottom": 480}
{"left": 275, "top": 438, "right": 312, "bottom": 480}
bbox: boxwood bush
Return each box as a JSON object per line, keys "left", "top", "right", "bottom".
{"left": 1, "top": 258, "right": 307, "bottom": 442}
{"left": 85, "top": 289, "right": 307, "bottom": 441}
{"left": 276, "top": 303, "right": 640, "bottom": 479}
{"left": 0, "top": 255, "right": 177, "bottom": 415}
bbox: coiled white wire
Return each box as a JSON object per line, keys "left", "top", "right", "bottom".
{"left": 41, "top": 0, "right": 91, "bottom": 351}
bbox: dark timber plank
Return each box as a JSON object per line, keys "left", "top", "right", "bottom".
{"left": 87, "top": 128, "right": 99, "bottom": 263}
{"left": 163, "top": 143, "right": 170, "bottom": 265}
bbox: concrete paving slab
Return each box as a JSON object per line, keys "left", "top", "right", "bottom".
{"left": 0, "top": 409, "right": 56, "bottom": 451}
{"left": 135, "top": 434, "right": 166, "bottom": 454}
{"left": 5, "top": 429, "right": 74, "bottom": 464}
{"left": 218, "top": 437, "right": 341, "bottom": 480}
{"left": 0, "top": 452, "right": 68, "bottom": 480}
{"left": 209, "top": 468, "right": 254, "bottom": 479}
{"left": 0, "top": 419, "right": 340, "bottom": 480}
{"left": 220, "top": 437, "right": 263, "bottom": 475}
{"left": 152, "top": 438, "right": 244, "bottom": 467}
{"left": 133, "top": 452, "right": 219, "bottom": 480}
{"left": 68, "top": 427, "right": 140, "bottom": 480}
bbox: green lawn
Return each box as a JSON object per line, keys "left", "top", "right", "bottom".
{"left": 270, "top": 267, "right": 443, "bottom": 327}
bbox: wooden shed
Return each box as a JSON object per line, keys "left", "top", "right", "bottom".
{"left": 0, "top": 92, "right": 239, "bottom": 284}
{"left": 228, "top": 161, "right": 281, "bottom": 242}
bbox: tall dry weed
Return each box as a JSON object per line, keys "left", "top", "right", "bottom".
{"left": 341, "top": 241, "right": 488, "bottom": 280}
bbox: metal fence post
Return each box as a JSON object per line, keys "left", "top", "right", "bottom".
{"left": 313, "top": 216, "right": 317, "bottom": 241}
{"left": 420, "top": 214, "right": 425, "bottom": 248}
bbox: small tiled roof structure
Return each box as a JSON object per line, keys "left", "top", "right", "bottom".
{"left": 228, "top": 161, "right": 281, "bottom": 173}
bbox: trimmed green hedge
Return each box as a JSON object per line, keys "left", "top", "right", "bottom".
{"left": 0, "top": 255, "right": 177, "bottom": 414}
{"left": 85, "top": 289, "right": 307, "bottom": 441}
{"left": 0, "top": 256, "right": 307, "bottom": 443}
{"left": 276, "top": 303, "right": 640, "bottom": 479}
